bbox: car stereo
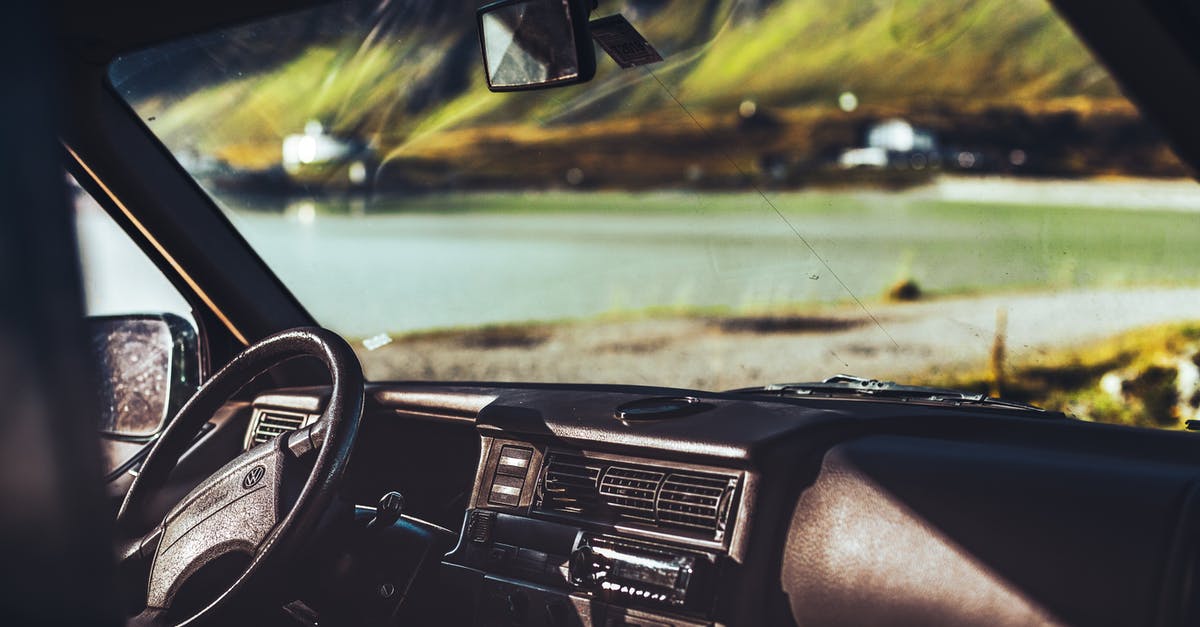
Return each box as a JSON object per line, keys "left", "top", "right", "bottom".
{"left": 569, "top": 534, "right": 705, "bottom": 609}
{"left": 444, "top": 440, "right": 735, "bottom": 625}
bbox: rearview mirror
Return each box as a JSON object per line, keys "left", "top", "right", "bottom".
{"left": 89, "top": 313, "right": 200, "bottom": 439}
{"left": 477, "top": 0, "right": 596, "bottom": 92}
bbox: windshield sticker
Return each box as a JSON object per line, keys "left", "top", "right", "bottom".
{"left": 589, "top": 15, "right": 662, "bottom": 69}
{"left": 362, "top": 333, "right": 393, "bottom": 351}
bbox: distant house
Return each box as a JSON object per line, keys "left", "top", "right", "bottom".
{"left": 868, "top": 118, "right": 936, "bottom": 153}
{"left": 840, "top": 118, "right": 939, "bottom": 169}
{"left": 838, "top": 146, "right": 890, "bottom": 169}
{"left": 281, "top": 120, "right": 375, "bottom": 185}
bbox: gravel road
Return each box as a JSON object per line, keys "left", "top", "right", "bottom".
{"left": 359, "top": 287, "right": 1200, "bottom": 391}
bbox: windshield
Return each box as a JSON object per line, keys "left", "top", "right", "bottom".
{"left": 109, "top": 0, "right": 1200, "bottom": 429}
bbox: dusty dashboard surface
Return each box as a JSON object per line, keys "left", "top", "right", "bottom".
{"left": 444, "top": 438, "right": 749, "bottom": 627}
{"left": 435, "top": 387, "right": 843, "bottom": 627}
{"left": 250, "top": 383, "right": 830, "bottom": 626}
{"left": 245, "top": 383, "right": 1200, "bottom": 627}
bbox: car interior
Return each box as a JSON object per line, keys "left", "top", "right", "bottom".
{"left": 8, "top": 0, "right": 1200, "bottom": 626}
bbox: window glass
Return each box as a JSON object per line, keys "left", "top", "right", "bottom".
{"left": 109, "top": 0, "right": 1200, "bottom": 430}
{"left": 71, "top": 174, "right": 194, "bottom": 325}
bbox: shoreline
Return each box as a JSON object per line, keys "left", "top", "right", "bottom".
{"left": 218, "top": 174, "right": 1200, "bottom": 215}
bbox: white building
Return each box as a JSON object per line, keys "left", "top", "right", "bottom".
{"left": 281, "top": 120, "right": 372, "bottom": 184}
{"left": 840, "top": 118, "right": 938, "bottom": 169}
{"left": 866, "top": 118, "right": 936, "bottom": 153}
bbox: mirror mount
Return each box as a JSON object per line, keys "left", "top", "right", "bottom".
{"left": 477, "top": 0, "right": 598, "bottom": 92}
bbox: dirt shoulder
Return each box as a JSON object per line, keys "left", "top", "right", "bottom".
{"left": 357, "top": 287, "right": 1200, "bottom": 391}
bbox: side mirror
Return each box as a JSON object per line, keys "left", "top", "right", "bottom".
{"left": 89, "top": 313, "right": 200, "bottom": 439}
{"left": 477, "top": 0, "right": 596, "bottom": 92}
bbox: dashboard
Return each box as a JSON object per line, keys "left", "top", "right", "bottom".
{"left": 443, "top": 437, "right": 748, "bottom": 626}
{"left": 243, "top": 382, "right": 1200, "bottom": 626}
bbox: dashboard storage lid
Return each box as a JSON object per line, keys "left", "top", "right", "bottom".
{"left": 615, "top": 396, "right": 711, "bottom": 422}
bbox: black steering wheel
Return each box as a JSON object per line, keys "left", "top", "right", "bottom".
{"left": 115, "top": 327, "right": 364, "bottom": 626}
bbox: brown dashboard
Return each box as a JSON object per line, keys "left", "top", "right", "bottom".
{"left": 246, "top": 382, "right": 1200, "bottom": 627}
{"left": 442, "top": 436, "right": 753, "bottom": 626}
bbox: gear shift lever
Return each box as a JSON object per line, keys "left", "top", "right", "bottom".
{"left": 368, "top": 491, "right": 405, "bottom": 531}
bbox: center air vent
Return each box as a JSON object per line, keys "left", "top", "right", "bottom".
{"left": 540, "top": 453, "right": 601, "bottom": 514}
{"left": 536, "top": 452, "right": 739, "bottom": 542}
{"left": 245, "top": 409, "right": 315, "bottom": 450}
{"left": 658, "top": 473, "right": 732, "bottom": 533}
{"left": 599, "top": 466, "right": 663, "bottom": 522}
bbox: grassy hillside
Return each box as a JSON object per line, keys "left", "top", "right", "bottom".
{"left": 679, "top": 0, "right": 1117, "bottom": 106}
{"left": 133, "top": 0, "right": 1136, "bottom": 176}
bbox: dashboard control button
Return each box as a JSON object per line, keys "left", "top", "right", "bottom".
{"left": 489, "top": 474, "right": 525, "bottom": 506}
{"left": 498, "top": 445, "right": 534, "bottom": 476}
{"left": 466, "top": 510, "right": 496, "bottom": 543}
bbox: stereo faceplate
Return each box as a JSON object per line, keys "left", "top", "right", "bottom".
{"left": 570, "top": 534, "right": 706, "bottom": 610}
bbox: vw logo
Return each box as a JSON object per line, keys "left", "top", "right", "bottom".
{"left": 242, "top": 465, "right": 266, "bottom": 489}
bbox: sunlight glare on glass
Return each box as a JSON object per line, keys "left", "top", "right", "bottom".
{"left": 838, "top": 91, "right": 859, "bottom": 112}
{"left": 297, "top": 136, "right": 318, "bottom": 164}
{"left": 482, "top": 11, "right": 518, "bottom": 81}
{"left": 348, "top": 161, "right": 368, "bottom": 184}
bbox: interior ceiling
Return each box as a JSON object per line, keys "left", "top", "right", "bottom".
{"left": 52, "top": 0, "right": 333, "bottom": 59}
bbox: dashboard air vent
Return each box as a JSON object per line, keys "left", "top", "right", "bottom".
{"left": 540, "top": 453, "right": 602, "bottom": 514}
{"left": 657, "top": 473, "right": 734, "bottom": 536}
{"left": 246, "top": 409, "right": 312, "bottom": 449}
{"left": 534, "top": 451, "right": 740, "bottom": 542}
{"left": 599, "top": 466, "right": 663, "bottom": 522}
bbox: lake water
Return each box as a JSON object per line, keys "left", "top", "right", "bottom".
{"left": 209, "top": 180, "right": 1200, "bottom": 338}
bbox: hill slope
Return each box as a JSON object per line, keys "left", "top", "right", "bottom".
{"left": 127, "top": 0, "right": 1127, "bottom": 172}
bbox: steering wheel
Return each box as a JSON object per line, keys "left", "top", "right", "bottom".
{"left": 114, "top": 328, "right": 364, "bottom": 626}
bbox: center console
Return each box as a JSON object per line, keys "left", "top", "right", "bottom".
{"left": 443, "top": 437, "right": 751, "bottom": 627}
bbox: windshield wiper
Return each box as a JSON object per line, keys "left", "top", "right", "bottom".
{"left": 728, "top": 374, "right": 1060, "bottom": 415}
